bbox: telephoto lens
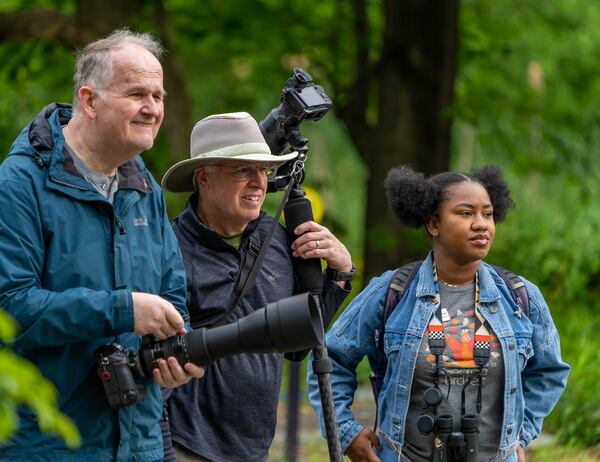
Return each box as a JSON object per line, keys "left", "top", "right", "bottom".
{"left": 461, "top": 414, "right": 479, "bottom": 462}
{"left": 134, "top": 293, "right": 323, "bottom": 376}
{"left": 433, "top": 413, "right": 453, "bottom": 462}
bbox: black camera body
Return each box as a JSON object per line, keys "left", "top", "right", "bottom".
{"left": 95, "top": 343, "right": 145, "bottom": 409}
{"left": 260, "top": 68, "right": 332, "bottom": 157}
{"left": 259, "top": 68, "right": 332, "bottom": 192}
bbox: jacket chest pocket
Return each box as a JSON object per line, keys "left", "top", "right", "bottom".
{"left": 515, "top": 335, "right": 534, "bottom": 372}
{"left": 384, "top": 330, "right": 407, "bottom": 356}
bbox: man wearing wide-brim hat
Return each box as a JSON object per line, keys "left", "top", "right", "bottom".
{"left": 160, "top": 112, "right": 354, "bottom": 462}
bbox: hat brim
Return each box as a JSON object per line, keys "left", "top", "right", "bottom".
{"left": 161, "top": 151, "right": 299, "bottom": 193}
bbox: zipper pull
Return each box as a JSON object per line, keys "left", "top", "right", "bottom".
{"left": 115, "top": 217, "right": 126, "bottom": 235}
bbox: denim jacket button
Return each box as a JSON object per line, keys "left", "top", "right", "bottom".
{"left": 508, "top": 342, "right": 515, "bottom": 350}
{"left": 507, "top": 427, "right": 513, "bottom": 435}
{"left": 490, "top": 305, "right": 498, "bottom": 313}
{"left": 511, "top": 387, "right": 517, "bottom": 394}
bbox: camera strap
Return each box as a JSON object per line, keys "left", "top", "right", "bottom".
{"left": 428, "top": 264, "right": 490, "bottom": 422}
{"left": 214, "top": 178, "right": 296, "bottom": 326}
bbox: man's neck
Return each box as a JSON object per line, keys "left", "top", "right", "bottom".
{"left": 62, "top": 118, "right": 119, "bottom": 176}
{"left": 195, "top": 203, "right": 248, "bottom": 237}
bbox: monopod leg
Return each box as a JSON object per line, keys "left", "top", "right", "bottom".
{"left": 312, "top": 343, "right": 343, "bottom": 462}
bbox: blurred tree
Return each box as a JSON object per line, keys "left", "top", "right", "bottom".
{"left": 0, "top": 0, "right": 459, "bottom": 279}
{"left": 326, "top": 0, "right": 458, "bottom": 279}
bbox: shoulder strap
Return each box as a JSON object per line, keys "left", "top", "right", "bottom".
{"left": 209, "top": 180, "right": 295, "bottom": 328}
{"left": 491, "top": 265, "right": 530, "bottom": 318}
{"left": 383, "top": 261, "right": 422, "bottom": 325}
{"left": 370, "top": 260, "right": 422, "bottom": 418}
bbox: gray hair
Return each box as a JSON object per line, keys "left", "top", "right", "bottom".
{"left": 72, "top": 29, "right": 164, "bottom": 113}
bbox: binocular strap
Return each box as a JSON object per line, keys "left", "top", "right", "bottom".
{"left": 427, "top": 265, "right": 491, "bottom": 420}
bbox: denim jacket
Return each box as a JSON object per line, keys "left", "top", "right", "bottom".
{"left": 308, "top": 253, "right": 569, "bottom": 461}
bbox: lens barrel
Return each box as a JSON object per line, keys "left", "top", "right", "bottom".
{"left": 135, "top": 293, "right": 323, "bottom": 375}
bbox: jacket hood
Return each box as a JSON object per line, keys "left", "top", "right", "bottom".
{"left": 7, "top": 103, "right": 153, "bottom": 195}
{"left": 8, "top": 102, "right": 72, "bottom": 159}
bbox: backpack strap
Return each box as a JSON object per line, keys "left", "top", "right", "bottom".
{"left": 490, "top": 265, "right": 530, "bottom": 318}
{"left": 198, "top": 231, "right": 263, "bottom": 329}
{"left": 369, "top": 260, "right": 422, "bottom": 430}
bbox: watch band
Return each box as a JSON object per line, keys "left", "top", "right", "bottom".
{"left": 326, "top": 263, "right": 356, "bottom": 281}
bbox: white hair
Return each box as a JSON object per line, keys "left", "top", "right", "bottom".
{"left": 72, "top": 29, "right": 164, "bottom": 113}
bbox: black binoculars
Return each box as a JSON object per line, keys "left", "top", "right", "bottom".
{"left": 416, "top": 387, "right": 479, "bottom": 462}
{"left": 432, "top": 414, "right": 479, "bottom": 462}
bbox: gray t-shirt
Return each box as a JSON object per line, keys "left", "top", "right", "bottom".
{"left": 403, "top": 283, "right": 505, "bottom": 462}
{"left": 64, "top": 142, "right": 119, "bottom": 203}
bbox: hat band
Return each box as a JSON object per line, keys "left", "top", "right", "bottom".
{"left": 192, "top": 142, "right": 271, "bottom": 161}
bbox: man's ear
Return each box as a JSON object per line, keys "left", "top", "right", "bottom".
{"left": 77, "top": 86, "right": 98, "bottom": 119}
{"left": 195, "top": 167, "right": 209, "bottom": 188}
{"left": 426, "top": 216, "right": 439, "bottom": 237}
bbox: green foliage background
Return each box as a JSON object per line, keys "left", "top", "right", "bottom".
{"left": 0, "top": 0, "right": 599, "bottom": 452}
{"left": 0, "top": 311, "right": 80, "bottom": 447}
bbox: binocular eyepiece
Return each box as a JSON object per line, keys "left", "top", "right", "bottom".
{"left": 96, "top": 293, "right": 323, "bottom": 409}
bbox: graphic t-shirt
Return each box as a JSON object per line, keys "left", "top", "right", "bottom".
{"left": 403, "top": 283, "right": 505, "bottom": 462}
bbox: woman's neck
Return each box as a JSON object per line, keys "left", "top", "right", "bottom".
{"left": 434, "top": 253, "right": 480, "bottom": 286}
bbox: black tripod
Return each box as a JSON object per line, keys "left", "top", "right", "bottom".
{"left": 283, "top": 179, "right": 344, "bottom": 462}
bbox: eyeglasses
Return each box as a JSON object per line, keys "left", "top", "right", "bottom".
{"left": 209, "top": 164, "right": 275, "bottom": 181}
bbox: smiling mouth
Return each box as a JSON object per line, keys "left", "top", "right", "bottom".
{"left": 132, "top": 121, "right": 154, "bottom": 128}
{"left": 242, "top": 195, "right": 262, "bottom": 203}
{"left": 470, "top": 236, "right": 489, "bottom": 246}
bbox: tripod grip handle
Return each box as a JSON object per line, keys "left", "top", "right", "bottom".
{"left": 284, "top": 189, "right": 324, "bottom": 295}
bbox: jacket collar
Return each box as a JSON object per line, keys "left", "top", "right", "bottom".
{"left": 177, "top": 194, "right": 266, "bottom": 249}
{"left": 17, "top": 103, "right": 152, "bottom": 195}
{"left": 415, "top": 251, "right": 501, "bottom": 303}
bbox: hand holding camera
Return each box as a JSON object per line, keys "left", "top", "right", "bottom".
{"left": 132, "top": 292, "right": 185, "bottom": 339}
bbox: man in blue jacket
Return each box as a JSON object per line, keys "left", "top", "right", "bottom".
{"left": 0, "top": 30, "right": 203, "bottom": 461}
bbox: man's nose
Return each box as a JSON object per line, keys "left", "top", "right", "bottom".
{"left": 248, "top": 168, "right": 267, "bottom": 186}
{"left": 141, "top": 96, "right": 162, "bottom": 117}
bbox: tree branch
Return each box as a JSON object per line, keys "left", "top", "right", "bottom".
{"left": 0, "top": 10, "right": 80, "bottom": 48}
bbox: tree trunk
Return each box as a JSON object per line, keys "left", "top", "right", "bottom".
{"left": 339, "top": 0, "right": 459, "bottom": 280}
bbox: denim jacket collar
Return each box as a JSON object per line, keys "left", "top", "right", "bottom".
{"left": 415, "top": 251, "right": 501, "bottom": 304}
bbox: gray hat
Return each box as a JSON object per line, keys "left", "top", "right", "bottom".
{"left": 161, "top": 112, "right": 298, "bottom": 192}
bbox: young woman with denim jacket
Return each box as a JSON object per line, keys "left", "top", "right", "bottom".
{"left": 308, "top": 166, "right": 569, "bottom": 462}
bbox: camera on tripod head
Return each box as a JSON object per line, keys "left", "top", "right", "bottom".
{"left": 96, "top": 293, "right": 323, "bottom": 409}
{"left": 259, "top": 68, "right": 332, "bottom": 192}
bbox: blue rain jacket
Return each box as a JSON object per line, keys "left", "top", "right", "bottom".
{"left": 0, "top": 104, "right": 188, "bottom": 462}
